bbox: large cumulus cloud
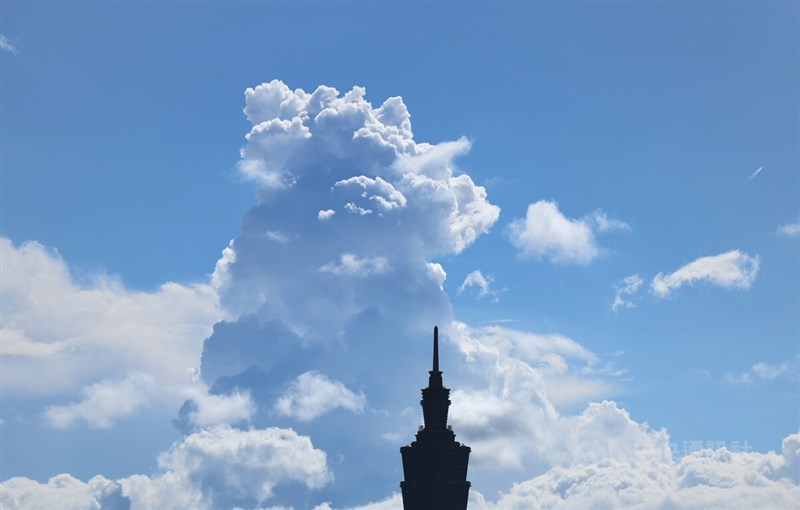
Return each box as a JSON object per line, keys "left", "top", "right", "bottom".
{"left": 214, "top": 80, "right": 499, "bottom": 330}
{"left": 183, "top": 80, "right": 503, "bottom": 505}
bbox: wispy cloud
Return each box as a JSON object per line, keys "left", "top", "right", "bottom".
{"left": 43, "top": 373, "right": 155, "bottom": 429}
{"left": 611, "top": 274, "right": 643, "bottom": 312}
{"left": 776, "top": 221, "right": 800, "bottom": 238}
{"left": 482, "top": 176, "right": 518, "bottom": 189}
{"left": 0, "top": 35, "right": 19, "bottom": 55}
{"left": 458, "top": 270, "right": 504, "bottom": 302}
{"left": 652, "top": 250, "right": 759, "bottom": 297}
{"left": 744, "top": 166, "right": 763, "bottom": 183}
{"left": 592, "top": 210, "right": 632, "bottom": 233}
{"left": 318, "top": 253, "right": 389, "bottom": 276}
{"left": 724, "top": 357, "right": 799, "bottom": 386}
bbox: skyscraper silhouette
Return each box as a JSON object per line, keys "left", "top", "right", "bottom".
{"left": 400, "top": 326, "right": 471, "bottom": 509}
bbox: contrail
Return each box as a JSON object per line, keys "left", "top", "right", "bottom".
{"left": 745, "top": 166, "right": 763, "bottom": 183}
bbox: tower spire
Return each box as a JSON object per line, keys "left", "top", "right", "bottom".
{"left": 433, "top": 326, "right": 439, "bottom": 372}
{"left": 428, "top": 326, "right": 443, "bottom": 388}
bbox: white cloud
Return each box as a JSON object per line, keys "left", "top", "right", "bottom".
{"left": 211, "top": 241, "right": 236, "bottom": 291}
{"left": 592, "top": 210, "right": 632, "bottom": 233}
{"left": 264, "top": 230, "right": 291, "bottom": 244}
{"left": 1, "top": 328, "right": 77, "bottom": 358}
{"left": 724, "top": 356, "right": 799, "bottom": 386}
{"left": 6, "top": 430, "right": 799, "bottom": 510}
{"left": 213, "top": 82, "right": 499, "bottom": 347}
{"left": 43, "top": 372, "right": 155, "bottom": 429}
{"left": 0, "top": 35, "right": 18, "bottom": 55}
{"left": 466, "top": 432, "right": 800, "bottom": 509}
{"left": 275, "top": 371, "right": 366, "bottom": 422}
{"left": 0, "top": 238, "right": 221, "bottom": 395}
{"left": 652, "top": 250, "right": 760, "bottom": 297}
{"left": 237, "top": 80, "right": 498, "bottom": 246}
{"left": 335, "top": 175, "right": 407, "bottom": 212}
{"left": 446, "top": 324, "right": 629, "bottom": 470}
{"left": 776, "top": 221, "right": 800, "bottom": 238}
{"left": 1, "top": 425, "right": 333, "bottom": 510}
{"left": 125, "top": 425, "right": 332, "bottom": 509}
{"left": 555, "top": 400, "right": 671, "bottom": 466}
{"left": 180, "top": 383, "right": 255, "bottom": 429}
{"left": 745, "top": 165, "right": 764, "bottom": 183}
{"left": 318, "top": 209, "right": 336, "bottom": 221}
{"left": 426, "top": 262, "right": 447, "bottom": 291}
{"left": 39, "top": 362, "right": 253, "bottom": 431}
{"left": 612, "top": 274, "right": 643, "bottom": 312}
{"left": 238, "top": 117, "right": 311, "bottom": 189}
{"left": 611, "top": 296, "right": 630, "bottom": 313}
{"left": 318, "top": 253, "right": 389, "bottom": 276}
{"left": 507, "top": 200, "right": 597, "bottom": 264}
{"left": 455, "top": 324, "right": 599, "bottom": 375}
{"left": 345, "top": 493, "right": 403, "bottom": 509}
{"left": 458, "top": 270, "right": 503, "bottom": 302}
{"left": 0, "top": 475, "right": 128, "bottom": 510}
{"left": 344, "top": 202, "right": 374, "bottom": 215}
{"left": 150, "top": 425, "right": 331, "bottom": 507}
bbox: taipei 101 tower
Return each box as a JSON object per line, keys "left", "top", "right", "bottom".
{"left": 400, "top": 327, "right": 471, "bottom": 509}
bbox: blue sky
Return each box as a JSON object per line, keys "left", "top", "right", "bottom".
{"left": 1, "top": 2, "right": 798, "bottom": 509}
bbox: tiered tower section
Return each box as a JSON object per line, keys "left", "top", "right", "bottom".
{"left": 400, "top": 326, "right": 471, "bottom": 509}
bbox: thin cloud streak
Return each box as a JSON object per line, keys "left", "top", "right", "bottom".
{"left": 744, "top": 166, "right": 763, "bottom": 183}
{"left": 0, "top": 35, "right": 19, "bottom": 55}
{"left": 724, "top": 356, "right": 799, "bottom": 386}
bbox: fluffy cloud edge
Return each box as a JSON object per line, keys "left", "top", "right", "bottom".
{"left": 1, "top": 424, "right": 332, "bottom": 510}
{"left": 0, "top": 237, "right": 221, "bottom": 396}
{"left": 4, "top": 431, "right": 797, "bottom": 510}
{"left": 652, "top": 250, "right": 760, "bottom": 297}
{"left": 275, "top": 371, "right": 367, "bottom": 422}
{"left": 43, "top": 372, "right": 156, "bottom": 429}
{"left": 507, "top": 200, "right": 629, "bottom": 265}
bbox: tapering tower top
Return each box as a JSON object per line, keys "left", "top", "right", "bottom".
{"left": 433, "top": 326, "right": 439, "bottom": 372}
{"left": 400, "top": 326, "right": 471, "bottom": 509}
{"left": 428, "top": 326, "right": 443, "bottom": 389}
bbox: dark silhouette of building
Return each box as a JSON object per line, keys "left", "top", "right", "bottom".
{"left": 400, "top": 326, "right": 471, "bottom": 509}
